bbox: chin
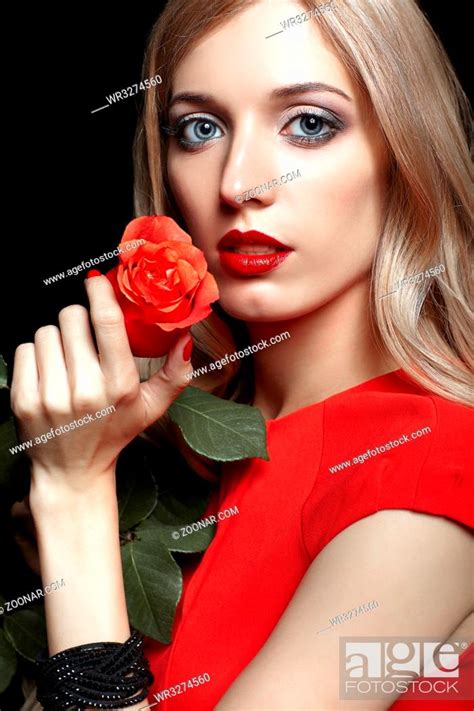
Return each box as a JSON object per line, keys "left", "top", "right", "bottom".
{"left": 217, "top": 290, "right": 311, "bottom": 323}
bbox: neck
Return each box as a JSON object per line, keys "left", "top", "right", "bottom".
{"left": 245, "top": 280, "right": 398, "bottom": 420}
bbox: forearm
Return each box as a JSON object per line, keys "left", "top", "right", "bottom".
{"left": 31, "top": 469, "right": 150, "bottom": 710}
{"left": 32, "top": 468, "right": 129, "bottom": 651}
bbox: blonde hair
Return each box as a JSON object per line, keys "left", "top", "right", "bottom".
{"left": 134, "top": 0, "right": 473, "bottom": 413}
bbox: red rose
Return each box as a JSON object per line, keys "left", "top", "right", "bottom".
{"left": 106, "top": 216, "right": 219, "bottom": 357}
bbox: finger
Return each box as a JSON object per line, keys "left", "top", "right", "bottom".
{"left": 34, "top": 326, "right": 71, "bottom": 413}
{"left": 140, "top": 331, "right": 193, "bottom": 426}
{"left": 11, "top": 343, "right": 40, "bottom": 417}
{"left": 58, "top": 305, "right": 103, "bottom": 392}
{"left": 84, "top": 274, "right": 137, "bottom": 382}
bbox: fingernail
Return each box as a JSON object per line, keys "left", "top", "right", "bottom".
{"left": 182, "top": 336, "right": 193, "bottom": 362}
{"left": 87, "top": 269, "right": 102, "bottom": 279}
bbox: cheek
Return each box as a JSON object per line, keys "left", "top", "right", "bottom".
{"left": 299, "top": 141, "right": 388, "bottom": 273}
{"left": 167, "top": 159, "right": 200, "bottom": 224}
{"left": 167, "top": 153, "right": 218, "bottom": 253}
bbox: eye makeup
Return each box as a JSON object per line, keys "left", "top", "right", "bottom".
{"left": 161, "top": 104, "right": 345, "bottom": 151}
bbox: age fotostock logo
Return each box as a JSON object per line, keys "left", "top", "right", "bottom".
{"left": 340, "top": 637, "right": 471, "bottom": 701}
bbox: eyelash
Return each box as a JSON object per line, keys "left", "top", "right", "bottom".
{"left": 161, "top": 108, "right": 344, "bottom": 151}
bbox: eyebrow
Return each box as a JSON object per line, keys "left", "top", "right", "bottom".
{"left": 272, "top": 82, "right": 352, "bottom": 102}
{"left": 169, "top": 82, "right": 352, "bottom": 109}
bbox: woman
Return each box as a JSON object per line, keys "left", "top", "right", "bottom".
{"left": 11, "top": 0, "right": 473, "bottom": 708}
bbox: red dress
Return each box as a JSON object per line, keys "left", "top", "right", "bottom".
{"left": 144, "top": 369, "right": 474, "bottom": 709}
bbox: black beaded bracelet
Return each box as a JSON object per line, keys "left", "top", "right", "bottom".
{"left": 35, "top": 629, "right": 154, "bottom": 710}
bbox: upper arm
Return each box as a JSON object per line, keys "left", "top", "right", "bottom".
{"left": 216, "top": 510, "right": 473, "bottom": 710}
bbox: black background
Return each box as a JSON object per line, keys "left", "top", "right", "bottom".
{"left": 2, "top": 2, "right": 470, "bottom": 364}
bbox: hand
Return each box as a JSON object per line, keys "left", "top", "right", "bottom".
{"left": 10, "top": 274, "right": 193, "bottom": 503}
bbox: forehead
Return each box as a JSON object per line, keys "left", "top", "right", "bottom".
{"left": 171, "top": 0, "right": 356, "bottom": 105}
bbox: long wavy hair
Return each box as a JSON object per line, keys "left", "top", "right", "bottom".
{"left": 133, "top": 0, "right": 473, "bottom": 455}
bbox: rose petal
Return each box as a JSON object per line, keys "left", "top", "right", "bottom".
{"left": 107, "top": 217, "right": 220, "bottom": 356}
{"left": 119, "top": 216, "right": 192, "bottom": 265}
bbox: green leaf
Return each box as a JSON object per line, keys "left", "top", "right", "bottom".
{"left": 0, "top": 628, "right": 17, "bottom": 693}
{"left": 117, "top": 460, "right": 158, "bottom": 532}
{"left": 4, "top": 606, "right": 47, "bottom": 662}
{"left": 121, "top": 484, "right": 215, "bottom": 642}
{"left": 0, "top": 355, "right": 7, "bottom": 390}
{"left": 151, "top": 489, "right": 211, "bottom": 526}
{"left": 168, "top": 386, "right": 269, "bottom": 462}
{"left": 140, "top": 500, "right": 215, "bottom": 553}
{"left": 121, "top": 533, "right": 182, "bottom": 644}
{"left": 116, "top": 438, "right": 217, "bottom": 643}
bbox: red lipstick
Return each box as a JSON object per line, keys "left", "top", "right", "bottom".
{"left": 218, "top": 230, "right": 293, "bottom": 277}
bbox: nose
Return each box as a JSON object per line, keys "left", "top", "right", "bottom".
{"left": 219, "top": 116, "right": 279, "bottom": 209}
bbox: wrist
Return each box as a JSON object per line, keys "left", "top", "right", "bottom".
{"left": 32, "top": 478, "right": 121, "bottom": 572}
{"left": 29, "top": 466, "right": 117, "bottom": 523}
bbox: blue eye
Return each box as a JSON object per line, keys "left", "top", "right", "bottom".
{"left": 290, "top": 114, "right": 326, "bottom": 136}
{"left": 182, "top": 118, "right": 222, "bottom": 143}
{"left": 163, "top": 115, "right": 224, "bottom": 149}
{"left": 161, "top": 108, "right": 343, "bottom": 151}
{"left": 283, "top": 110, "right": 343, "bottom": 145}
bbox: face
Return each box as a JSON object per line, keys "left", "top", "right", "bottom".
{"left": 165, "top": 0, "right": 389, "bottom": 322}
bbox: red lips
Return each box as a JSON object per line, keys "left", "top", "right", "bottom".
{"left": 218, "top": 230, "right": 293, "bottom": 277}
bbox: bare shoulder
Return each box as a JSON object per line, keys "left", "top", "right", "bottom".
{"left": 217, "top": 510, "right": 473, "bottom": 710}
{"left": 310, "top": 509, "right": 472, "bottom": 620}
